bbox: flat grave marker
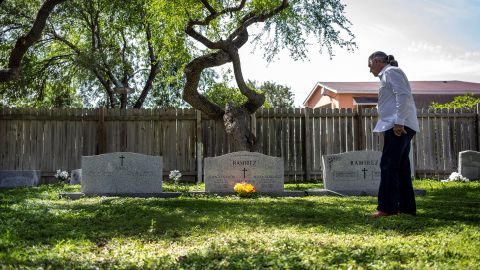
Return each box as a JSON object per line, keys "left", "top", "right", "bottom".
{"left": 0, "top": 170, "right": 41, "bottom": 188}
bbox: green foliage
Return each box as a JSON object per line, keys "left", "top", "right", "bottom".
{"left": 205, "top": 81, "right": 248, "bottom": 108}
{"left": 204, "top": 80, "right": 275, "bottom": 109}
{"left": 204, "top": 74, "right": 293, "bottom": 109}
{"left": 0, "top": 0, "right": 190, "bottom": 108}
{"left": 258, "top": 81, "right": 294, "bottom": 108}
{"left": 2, "top": 0, "right": 354, "bottom": 108}
{"left": 256, "top": 0, "right": 356, "bottom": 61}
{"left": 0, "top": 53, "right": 83, "bottom": 108}
{"left": 156, "top": 0, "right": 356, "bottom": 61}
{"left": 0, "top": 0, "right": 84, "bottom": 108}
{"left": 430, "top": 94, "right": 480, "bottom": 109}
{"left": 1, "top": 180, "right": 479, "bottom": 269}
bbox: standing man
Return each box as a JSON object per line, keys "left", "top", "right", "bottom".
{"left": 368, "top": 51, "right": 420, "bottom": 217}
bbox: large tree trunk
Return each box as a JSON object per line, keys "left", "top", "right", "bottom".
{"left": 182, "top": 51, "right": 260, "bottom": 151}
{"left": 223, "top": 103, "right": 258, "bottom": 152}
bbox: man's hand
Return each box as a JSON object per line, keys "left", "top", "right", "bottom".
{"left": 393, "top": 124, "right": 407, "bottom": 136}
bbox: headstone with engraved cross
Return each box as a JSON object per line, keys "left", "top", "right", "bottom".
{"left": 322, "top": 151, "right": 383, "bottom": 196}
{"left": 313, "top": 150, "right": 426, "bottom": 197}
{"left": 204, "top": 151, "right": 284, "bottom": 194}
{"left": 81, "top": 152, "right": 163, "bottom": 195}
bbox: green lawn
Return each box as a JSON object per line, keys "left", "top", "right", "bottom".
{"left": 1, "top": 180, "right": 479, "bottom": 269}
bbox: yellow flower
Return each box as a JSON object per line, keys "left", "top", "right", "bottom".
{"left": 234, "top": 183, "right": 244, "bottom": 193}
{"left": 234, "top": 182, "right": 256, "bottom": 197}
{"left": 244, "top": 184, "right": 255, "bottom": 193}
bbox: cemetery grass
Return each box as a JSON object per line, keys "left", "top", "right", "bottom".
{"left": 0, "top": 181, "right": 479, "bottom": 269}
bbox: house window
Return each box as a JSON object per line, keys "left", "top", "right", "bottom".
{"left": 353, "top": 97, "right": 378, "bottom": 109}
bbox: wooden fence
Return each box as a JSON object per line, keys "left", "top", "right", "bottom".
{"left": 1, "top": 106, "right": 479, "bottom": 182}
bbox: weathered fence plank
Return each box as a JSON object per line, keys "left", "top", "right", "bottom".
{"left": 0, "top": 107, "right": 478, "bottom": 181}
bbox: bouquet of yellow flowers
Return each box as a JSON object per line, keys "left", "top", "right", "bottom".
{"left": 233, "top": 182, "right": 257, "bottom": 198}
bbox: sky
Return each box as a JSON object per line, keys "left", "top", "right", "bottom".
{"left": 236, "top": 0, "right": 480, "bottom": 107}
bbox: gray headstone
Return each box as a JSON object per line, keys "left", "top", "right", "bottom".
{"left": 0, "top": 170, "right": 41, "bottom": 188}
{"left": 204, "top": 151, "right": 284, "bottom": 193}
{"left": 322, "top": 151, "right": 382, "bottom": 195}
{"left": 458, "top": 150, "right": 480, "bottom": 180}
{"left": 70, "top": 169, "right": 82, "bottom": 185}
{"left": 81, "top": 152, "right": 163, "bottom": 195}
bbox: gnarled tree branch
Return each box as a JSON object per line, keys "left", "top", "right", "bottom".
{"left": 186, "top": 0, "right": 247, "bottom": 50}
{"left": 227, "top": 0, "right": 288, "bottom": 42}
{"left": 183, "top": 50, "right": 232, "bottom": 119}
{"left": 0, "top": 0, "right": 67, "bottom": 82}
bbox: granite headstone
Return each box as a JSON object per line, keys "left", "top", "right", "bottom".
{"left": 81, "top": 152, "right": 163, "bottom": 195}
{"left": 204, "top": 151, "right": 284, "bottom": 194}
{"left": 322, "top": 151, "right": 382, "bottom": 195}
{"left": 458, "top": 150, "right": 480, "bottom": 180}
{"left": 0, "top": 170, "right": 41, "bottom": 188}
{"left": 70, "top": 169, "right": 82, "bottom": 185}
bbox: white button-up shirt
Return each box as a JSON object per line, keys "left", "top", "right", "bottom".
{"left": 373, "top": 65, "right": 420, "bottom": 133}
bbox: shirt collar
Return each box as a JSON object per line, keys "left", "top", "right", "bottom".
{"left": 378, "top": 64, "right": 391, "bottom": 78}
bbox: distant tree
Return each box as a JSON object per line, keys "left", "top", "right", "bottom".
{"left": 430, "top": 94, "right": 480, "bottom": 109}
{"left": 256, "top": 81, "right": 294, "bottom": 108}
{"left": 204, "top": 73, "right": 273, "bottom": 108}
{"left": 205, "top": 80, "right": 275, "bottom": 109}
{"left": 205, "top": 82, "right": 247, "bottom": 108}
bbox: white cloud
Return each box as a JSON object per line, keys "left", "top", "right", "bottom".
{"left": 407, "top": 42, "right": 443, "bottom": 54}
{"left": 400, "top": 41, "right": 480, "bottom": 82}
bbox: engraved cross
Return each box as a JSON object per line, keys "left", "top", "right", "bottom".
{"left": 242, "top": 168, "right": 248, "bottom": 178}
{"left": 119, "top": 155, "right": 126, "bottom": 166}
{"left": 362, "top": 168, "right": 368, "bottom": 179}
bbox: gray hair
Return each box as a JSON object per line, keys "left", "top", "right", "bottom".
{"left": 369, "top": 51, "right": 398, "bottom": 67}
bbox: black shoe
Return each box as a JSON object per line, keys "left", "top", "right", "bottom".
{"left": 371, "top": 211, "right": 397, "bottom": 218}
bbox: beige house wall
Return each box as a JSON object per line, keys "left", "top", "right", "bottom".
{"left": 307, "top": 92, "right": 378, "bottom": 109}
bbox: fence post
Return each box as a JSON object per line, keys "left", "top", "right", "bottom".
{"left": 355, "top": 108, "right": 364, "bottom": 150}
{"left": 97, "top": 107, "right": 106, "bottom": 154}
{"left": 196, "top": 110, "right": 203, "bottom": 183}
{"left": 304, "top": 108, "right": 312, "bottom": 181}
{"left": 120, "top": 109, "right": 127, "bottom": 152}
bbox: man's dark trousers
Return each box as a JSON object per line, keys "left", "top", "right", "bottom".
{"left": 377, "top": 126, "right": 416, "bottom": 214}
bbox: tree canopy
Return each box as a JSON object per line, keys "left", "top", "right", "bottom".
{"left": 165, "top": 0, "right": 355, "bottom": 150}
{"left": 1, "top": 0, "right": 191, "bottom": 108}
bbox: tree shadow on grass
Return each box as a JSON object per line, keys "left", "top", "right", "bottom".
{"left": 416, "top": 183, "right": 480, "bottom": 223}
{"left": 0, "top": 183, "right": 479, "bottom": 248}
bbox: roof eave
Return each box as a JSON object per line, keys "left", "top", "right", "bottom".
{"left": 303, "top": 83, "right": 321, "bottom": 106}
